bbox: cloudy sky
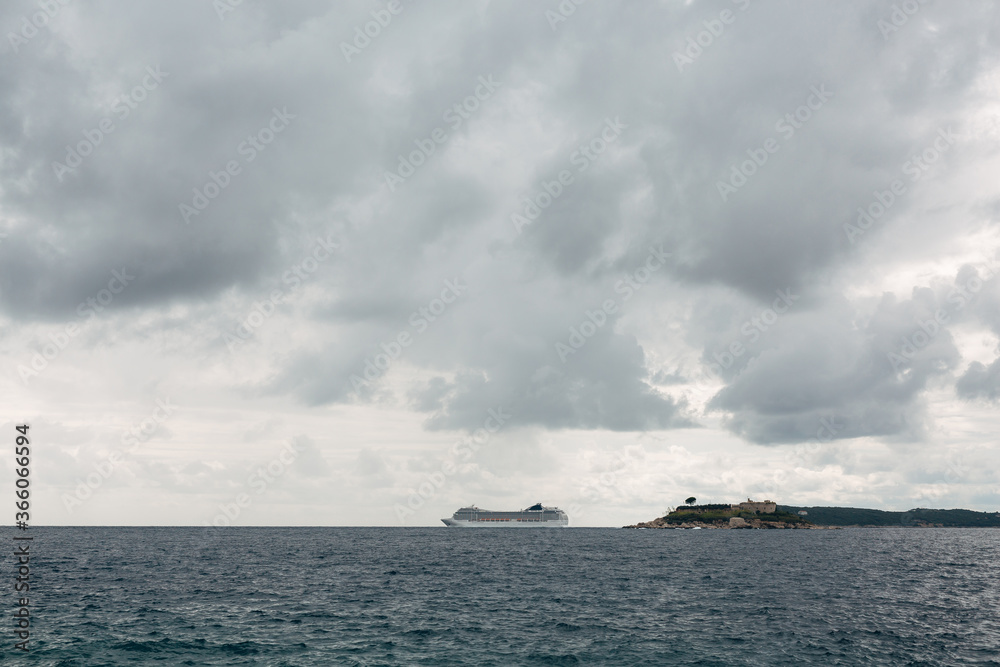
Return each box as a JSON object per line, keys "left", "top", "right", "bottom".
{"left": 3, "top": 0, "right": 1000, "bottom": 526}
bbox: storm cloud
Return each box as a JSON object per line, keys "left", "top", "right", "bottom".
{"left": 3, "top": 0, "right": 1000, "bottom": 525}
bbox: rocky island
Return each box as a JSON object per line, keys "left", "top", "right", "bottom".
{"left": 624, "top": 498, "right": 1000, "bottom": 529}
{"left": 624, "top": 498, "right": 829, "bottom": 529}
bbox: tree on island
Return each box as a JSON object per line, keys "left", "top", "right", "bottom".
{"left": 685, "top": 497, "right": 696, "bottom": 506}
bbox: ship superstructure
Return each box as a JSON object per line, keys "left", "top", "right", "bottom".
{"left": 441, "top": 503, "right": 569, "bottom": 527}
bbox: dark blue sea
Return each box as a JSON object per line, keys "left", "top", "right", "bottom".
{"left": 8, "top": 527, "right": 1000, "bottom": 665}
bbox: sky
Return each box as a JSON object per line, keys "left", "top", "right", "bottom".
{"left": 2, "top": 0, "right": 1000, "bottom": 526}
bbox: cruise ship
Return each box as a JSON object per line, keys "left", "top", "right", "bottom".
{"left": 442, "top": 503, "right": 569, "bottom": 527}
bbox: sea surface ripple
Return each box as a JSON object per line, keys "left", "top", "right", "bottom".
{"left": 9, "top": 526, "right": 1000, "bottom": 665}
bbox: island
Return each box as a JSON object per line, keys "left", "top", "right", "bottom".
{"left": 777, "top": 505, "right": 1000, "bottom": 528}
{"left": 623, "top": 498, "right": 1000, "bottom": 529}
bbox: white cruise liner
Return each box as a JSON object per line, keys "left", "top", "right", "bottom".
{"left": 442, "top": 503, "right": 569, "bottom": 527}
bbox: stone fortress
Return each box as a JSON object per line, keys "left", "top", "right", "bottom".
{"left": 623, "top": 497, "right": 836, "bottom": 529}
{"left": 732, "top": 499, "right": 777, "bottom": 514}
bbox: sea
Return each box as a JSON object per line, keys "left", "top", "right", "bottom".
{"left": 8, "top": 526, "right": 1000, "bottom": 665}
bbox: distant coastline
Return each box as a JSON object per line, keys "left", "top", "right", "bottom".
{"left": 777, "top": 505, "right": 1000, "bottom": 528}
{"left": 623, "top": 499, "right": 1000, "bottom": 529}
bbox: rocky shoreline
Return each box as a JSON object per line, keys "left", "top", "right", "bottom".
{"left": 623, "top": 516, "right": 839, "bottom": 530}
{"left": 624, "top": 500, "right": 1000, "bottom": 529}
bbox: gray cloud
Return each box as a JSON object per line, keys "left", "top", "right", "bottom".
{"left": 4, "top": 0, "right": 1000, "bottom": 523}
{"left": 707, "top": 290, "right": 963, "bottom": 443}
{"left": 957, "top": 359, "right": 1000, "bottom": 402}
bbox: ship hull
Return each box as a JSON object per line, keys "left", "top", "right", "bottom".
{"left": 441, "top": 518, "right": 568, "bottom": 527}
